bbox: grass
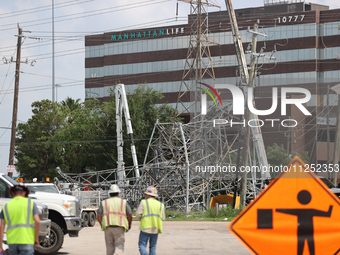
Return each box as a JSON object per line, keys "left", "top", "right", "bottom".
{"left": 164, "top": 205, "right": 243, "bottom": 222}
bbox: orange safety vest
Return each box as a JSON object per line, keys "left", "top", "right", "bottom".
{"left": 101, "top": 197, "right": 129, "bottom": 231}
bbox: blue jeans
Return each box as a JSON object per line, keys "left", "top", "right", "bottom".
{"left": 138, "top": 231, "right": 158, "bottom": 255}
{"left": 8, "top": 244, "right": 34, "bottom": 255}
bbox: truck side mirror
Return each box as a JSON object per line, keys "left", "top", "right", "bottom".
{"left": 337, "top": 183, "right": 340, "bottom": 188}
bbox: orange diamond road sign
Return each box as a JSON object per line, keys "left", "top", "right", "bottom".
{"left": 228, "top": 156, "right": 340, "bottom": 255}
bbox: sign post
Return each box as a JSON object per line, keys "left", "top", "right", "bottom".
{"left": 6, "top": 165, "right": 15, "bottom": 173}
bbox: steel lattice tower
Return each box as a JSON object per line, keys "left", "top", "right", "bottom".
{"left": 175, "top": 0, "right": 220, "bottom": 119}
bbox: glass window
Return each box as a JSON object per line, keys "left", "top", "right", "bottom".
{"left": 126, "top": 42, "right": 131, "bottom": 53}
{"left": 148, "top": 40, "right": 153, "bottom": 51}
{"left": 137, "top": 41, "right": 143, "bottom": 52}
{"left": 168, "top": 60, "right": 173, "bottom": 71}
{"left": 94, "top": 46, "right": 99, "bottom": 57}
{"left": 162, "top": 61, "right": 167, "bottom": 72}
{"left": 298, "top": 49, "right": 304, "bottom": 60}
{"left": 292, "top": 50, "right": 299, "bottom": 61}
{"left": 292, "top": 73, "right": 299, "bottom": 84}
{"left": 85, "top": 47, "right": 90, "bottom": 58}
{"left": 151, "top": 61, "right": 157, "bottom": 72}
{"left": 142, "top": 62, "right": 147, "bottom": 73}
{"left": 162, "top": 39, "right": 168, "bottom": 50}
{"left": 286, "top": 27, "right": 293, "bottom": 38}
{"left": 109, "top": 44, "right": 114, "bottom": 55}
{"left": 307, "top": 95, "right": 316, "bottom": 107}
{"left": 148, "top": 62, "right": 152, "bottom": 73}
{"left": 132, "top": 42, "right": 137, "bottom": 53}
{"left": 113, "top": 43, "right": 118, "bottom": 55}
{"left": 143, "top": 41, "right": 147, "bottom": 51}
{"left": 90, "top": 46, "right": 95, "bottom": 58}
{"left": 330, "top": 94, "right": 338, "bottom": 106}
{"left": 123, "top": 64, "right": 128, "bottom": 75}
{"left": 122, "top": 43, "right": 128, "bottom": 54}
{"left": 112, "top": 66, "right": 117, "bottom": 76}
{"left": 151, "top": 39, "right": 157, "bottom": 51}
{"left": 128, "top": 64, "right": 133, "bottom": 74}
{"left": 292, "top": 26, "right": 299, "bottom": 38}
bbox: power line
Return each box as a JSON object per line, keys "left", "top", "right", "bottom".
{"left": 0, "top": 0, "right": 93, "bottom": 18}
{"left": 0, "top": 0, "right": 172, "bottom": 32}
{"left": 0, "top": 16, "right": 187, "bottom": 54}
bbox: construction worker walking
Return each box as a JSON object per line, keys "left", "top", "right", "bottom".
{"left": 97, "top": 184, "right": 132, "bottom": 255}
{"left": 136, "top": 186, "right": 165, "bottom": 255}
{"left": 0, "top": 183, "right": 41, "bottom": 255}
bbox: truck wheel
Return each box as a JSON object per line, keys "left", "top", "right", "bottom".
{"left": 88, "top": 212, "right": 96, "bottom": 227}
{"left": 82, "top": 212, "right": 89, "bottom": 227}
{"left": 35, "top": 222, "right": 64, "bottom": 255}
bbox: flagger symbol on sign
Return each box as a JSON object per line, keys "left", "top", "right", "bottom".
{"left": 277, "top": 190, "right": 332, "bottom": 255}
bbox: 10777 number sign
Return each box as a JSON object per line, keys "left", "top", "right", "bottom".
{"left": 277, "top": 14, "right": 305, "bottom": 23}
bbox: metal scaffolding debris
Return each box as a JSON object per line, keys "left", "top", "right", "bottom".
{"left": 56, "top": 0, "right": 273, "bottom": 212}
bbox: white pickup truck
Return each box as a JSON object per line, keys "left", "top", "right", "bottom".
{"left": 0, "top": 174, "right": 82, "bottom": 255}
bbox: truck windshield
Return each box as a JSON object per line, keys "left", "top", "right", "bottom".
{"left": 26, "top": 185, "right": 59, "bottom": 194}
{"left": 3, "top": 175, "right": 18, "bottom": 185}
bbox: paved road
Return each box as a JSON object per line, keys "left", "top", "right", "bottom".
{"left": 58, "top": 221, "right": 250, "bottom": 255}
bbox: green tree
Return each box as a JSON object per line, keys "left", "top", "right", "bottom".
{"left": 52, "top": 98, "right": 106, "bottom": 173}
{"left": 15, "top": 85, "right": 179, "bottom": 180}
{"left": 15, "top": 100, "right": 67, "bottom": 180}
{"left": 266, "top": 143, "right": 309, "bottom": 173}
{"left": 121, "top": 85, "right": 178, "bottom": 166}
{"left": 61, "top": 97, "right": 81, "bottom": 111}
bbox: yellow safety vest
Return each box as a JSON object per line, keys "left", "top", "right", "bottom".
{"left": 101, "top": 197, "right": 129, "bottom": 231}
{"left": 140, "top": 198, "right": 164, "bottom": 233}
{"left": 4, "top": 197, "right": 35, "bottom": 244}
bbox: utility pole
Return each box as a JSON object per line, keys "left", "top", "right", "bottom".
{"left": 52, "top": 0, "right": 55, "bottom": 102}
{"left": 327, "top": 85, "right": 330, "bottom": 179}
{"left": 8, "top": 25, "right": 22, "bottom": 178}
{"left": 240, "top": 22, "right": 259, "bottom": 206}
{"left": 333, "top": 93, "right": 340, "bottom": 185}
{"left": 225, "top": 0, "right": 270, "bottom": 207}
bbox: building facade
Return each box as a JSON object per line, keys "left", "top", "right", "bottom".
{"left": 85, "top": 2, "right": 340, "bottom": 166}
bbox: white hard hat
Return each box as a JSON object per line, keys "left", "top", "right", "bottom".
{"left": 145, "top": 186, "right": 158, "bottom": 197}
{"left": 108, "top": 184, "right": 121, "bottom": 194}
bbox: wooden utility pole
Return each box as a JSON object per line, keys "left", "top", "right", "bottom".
{"left": 8, "top": 25, "right": 22, "bottom": 178}
{"left": 240, "top": 22, "right": 259, "bottom": 206}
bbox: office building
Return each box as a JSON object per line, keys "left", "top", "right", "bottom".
{"left": 85, "top": 1, "right": 340, "bottom": 165}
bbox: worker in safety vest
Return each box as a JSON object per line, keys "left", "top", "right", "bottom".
{"left": 136, "top": 186, "right": 165, "bottom": 255}
{"left": 0, "top": 183, "right": 41, "bottom": 255}
{"left": 97, "top": 184, "right": 132, "bottom": 255}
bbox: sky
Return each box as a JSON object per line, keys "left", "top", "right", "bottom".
{"left": 0, "top": 0, "right": 339, "bottom": 175}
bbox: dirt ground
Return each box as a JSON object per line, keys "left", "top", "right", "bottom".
{"left": 58, "top": 221, "right": 250, "bottom": 255}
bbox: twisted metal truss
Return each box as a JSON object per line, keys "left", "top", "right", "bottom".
{"left": 55, "top": 0, "right": 272, "bottom": 211}
{"left": 141, "top": 105, "right": 262, "bottom": 211}
{"left": 56, "top": 106, "right": 263, "bottom": 211}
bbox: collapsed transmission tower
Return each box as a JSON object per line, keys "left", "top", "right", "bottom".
{"left": 57, "top": 1, "right": 273, "bottom": 212}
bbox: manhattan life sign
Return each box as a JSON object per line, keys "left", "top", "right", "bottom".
{"left": 111, "top": 27, "right": 185, "bottom": 41}
{"left": 202, "top": 84, "right": 312, "bottom": 128}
